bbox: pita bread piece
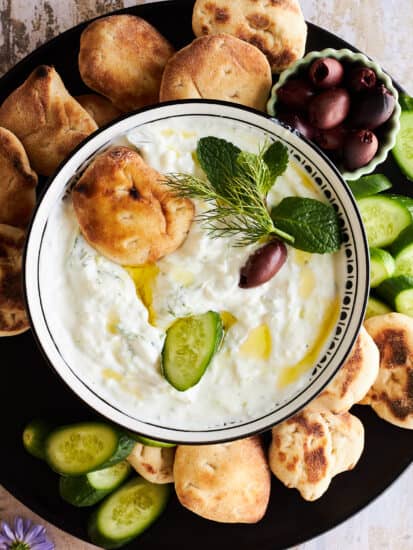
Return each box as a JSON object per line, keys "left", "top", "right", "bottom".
{"left": 0, "top": 127, "right": 37, "bottom": 227}
{"left": 0, "top": 65, "right": 97, "bottom": 176}
{"left": 0, "top": 224, "right": 29, "bottom": 336}
{"left": 79, "top": 15, "right": 175, "bottom": 111}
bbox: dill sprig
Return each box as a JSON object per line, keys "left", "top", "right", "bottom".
{"left": 165, "top": 141, "right": 292, "bottom": 246}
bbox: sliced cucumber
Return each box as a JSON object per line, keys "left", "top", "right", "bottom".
{"left": 88, "top": 477, "right": 171, "bottom": 549}
{"left": 347, "top": 174, "right": 392, "bottom": 199}
{"left": 365, "top": 296, "right": 392, "bottom": 319}
{"left": 392, "top": 111, "right": 413, "bottom": 181}
{"left": 59, "top": 461, "right": 132, "bottom": 507}
{"left": 376, "top": 275, "right": 413, "bottom": 316}
{"left": 387, "top": 194, "right": 413, "bottom": 217}
{"left": 161, "top": 311, "right": 223, "bottom": 391}
{"left": 22, "top": 419, "right": 54, "bottom": 460}
{"left": 357, "top": 196, "right": 411, "bottom": 247}
{"left": 45, "top": 422, "right": 135, "bottom": 476}
{"left": 369, "top": 248, "right": 395, "bottom": 287}
{"left": 388, "top": 224, "right": 413, "bottom": 277}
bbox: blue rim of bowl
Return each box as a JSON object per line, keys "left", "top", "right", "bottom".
{"left": 267, "top": 47, "right": 402, "bottom": 181}
{"left": 23, "top": 98, "right": 370, "bottom": 445}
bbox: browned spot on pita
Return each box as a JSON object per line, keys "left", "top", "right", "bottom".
{"left": 278, "top": 451, "right": 286, "bottom": 463}
{"left": 375, "top": 329, "right": 409, "bottom": 367}
{"left": 304, "top": 446, "right": 328, "bottom": 483}
{"left": 381, "top": 370, "right": 413, "bottom": 420}
{"left": 291, "top": 413, "right": 325, "bottom": 437}
{"left": 286, "top": 455, "right": 299, "bottom": 472}
{"left": 246, "top": 13, "right": 271, "bottom": 30}
{"left": 215, "top": 7, "right": 229, "bottom": 22}
{"left": 340, "top": 337, "right": 362, "bottom": 398}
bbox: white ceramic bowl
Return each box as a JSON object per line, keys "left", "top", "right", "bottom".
{"left": 24, "top": 101, "right": 369, "bottom": 444}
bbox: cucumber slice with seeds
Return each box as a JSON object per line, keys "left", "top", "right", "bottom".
{"left": 23, "top": 419, "right": 54, "bottom": 460}
{"left": 370, "top": 248, "right": 395, "bottom": 287}
{"left": 392, "top": 111, "right": 413, "bottom": 181}
{"left": 365, "top": 296, "right": 392, "bottom": 319}
{"left": 59, "top": 461, "right": 132, "bottom": 507}
{"left": 347, "top": 174, "right": 392, "bottom": 199}
{"left": 161, "top": 311, "right": 223, "bottom": 391}
{"left": 387, "top": 194, "right": 413, "bottom": 217}
{"left": 45, "top": 422, "right": 135, "bottom": 476}
{"left": 357, "top": 196, "right": 411, "bottom": 248}
{"left": 389, "top": 224, "right": 413, "bottom": 276}
{"left": 376, "top": 275, "right": 413, "bottom": 316}
{"left": 88, "top": 477, "right": 171, "bottom": 549}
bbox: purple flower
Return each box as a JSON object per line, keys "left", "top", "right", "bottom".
{"left": 0, "top": 517, "right": 54, "bottom": 550}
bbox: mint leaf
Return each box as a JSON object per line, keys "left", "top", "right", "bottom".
{"left": 197, "top": 137, "right": 241, "bottom": 197}
{"left": 263, "top": 141, "right": 289, "bottom": 187}
{"left": 270, "top": 197, "right": 342, "bottom": 253}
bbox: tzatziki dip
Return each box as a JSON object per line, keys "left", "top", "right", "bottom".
{"left": 41, "top": 117, "right": 340, "bottom": 430}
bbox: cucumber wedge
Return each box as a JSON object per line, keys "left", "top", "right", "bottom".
{"left": 365, "top": 296, "right": 392, "bottom": 319}
{"left": 387, "top": 194, "right": 413, "bottom": 217}
{"left": 22, "top": 419, "right": 54, "bottom": 460}
{"left": 45, "top": 422, "right": 135, "bottom": 476}
{"left": 347, "top": 174, "right": 392, "bottom": 199}
{"left": 376, "top": 275, "right": 413, "bottom": 316}
{"left": 369, "top": 248, "right": 395, "bottom": 287}
{"left": 59, "top": 461, "right": 132, "bottom": 507}
{"left": 389, "top": 224, "right": 413, "bottom": 276}
{"left": 392, "top": 111, "right": 413, "bottom": 181}
{"left": 357, "top": 196, "right": 411, "bottom": 247}
{"left": 161, "top": 311, "right": 223, "bottom": 391}
{"left": 88, "top": 477, "right": 171, "bottom": 549}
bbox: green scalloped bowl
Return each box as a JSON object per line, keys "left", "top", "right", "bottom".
{"left": 267, "top": 48, "right": 401, "bottom": 181}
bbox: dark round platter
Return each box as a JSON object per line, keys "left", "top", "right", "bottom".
{"left": 0, "top": 1, "right": 412, "bottom": 549}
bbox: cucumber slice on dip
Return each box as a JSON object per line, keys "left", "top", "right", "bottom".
{"left": 59, "top": 461, "right": 132, "bottom": 507}
{"left": 161, "top": 311, "right": 223, "bottom": 391}
{"left": 45, "top": 422, "right": 135, "bottom": 476}
{"left": 88, "top": 477, "right": 171, "bottom": 549}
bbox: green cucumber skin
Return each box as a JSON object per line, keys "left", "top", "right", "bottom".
{"left": 59, "top": 476, "right": 109, "bottom": 507}
{"left": 357, "top": 196, "right": 411, "bottom": 248}
{"left": 22, "top": 419, "right": 54, "bottom": 460}
{"left": 369, "top": 248, "right": 395, "bottom": 287}
{"left": 389, "top": 224, "right": 413, "bottom": 258}
{"left": 135, "top": 435, "right": 176, "bottom": 448}
{"left": 87, "top": 478, "right": 171, "bottom": 549}
{"left": 365, "top": 296, "right": 392, "bottom": 319}
{"left": 347, "top": 174, "right": 392, "bottom": 199}
{"left": 375, "top": 275, "right": 413, "bottom": 309}
{"left": 100, "top": 432, "right": 136, "bottom": 470}
{"left": 161, "top": 311, "right": 223, "bottom": 392}
{"left": 59, "top": 462, "right": 132, "bottom": 507}
{"left": 45, "top": 422, "right": 136, "bottom": 476}
{"left": 392, "top": 111, "right": 413, "bottom": 181}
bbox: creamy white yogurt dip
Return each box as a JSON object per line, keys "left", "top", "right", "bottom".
{"left": 41, "top": 117, "right": 340, "bottom": 430}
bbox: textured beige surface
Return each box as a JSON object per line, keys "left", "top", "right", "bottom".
{"left": 0, "top": 0, "right": 412, "bottom": 549}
